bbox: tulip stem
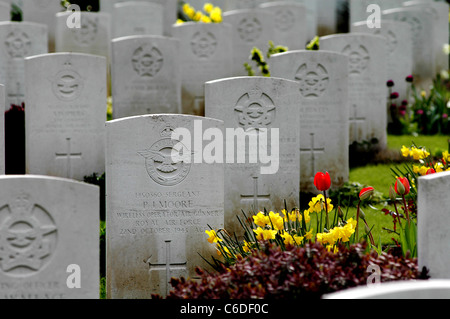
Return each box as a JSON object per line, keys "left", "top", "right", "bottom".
{"left": 323, "top": 190, "right": 329, "bottom": 230}
{"left": 402, "top": 195, "right": 410, "bottom": 226}
{"left": 355, "top": 199, "right": 361, "bottom": 243}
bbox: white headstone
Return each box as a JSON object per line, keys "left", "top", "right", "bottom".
{"left": 418, "top": 171, "right": 450, "bottom": 279}
{"left": 112, "top": 1, "right": 164, "bottom": 39}
{"left": 172, "top": 22, "right": 233, "bottom": 116}
{"left": 0, "top": 175, "right": 99, "bottom": 299}
{"left": 100, "top": 0, "right": 178, "bottom": 37}
{"left": 25, "top": 53, "right": 107, "bottom": 181}
{"left": 205, "top": 76, "right": 300, "bottom": 236}
{"left": 223, "top": 9, "right": 275, "bottom": 76}
{"left": 351, "top": 20, "right": 413, "bottom": 103}
{"left": 21, "top": 0, "right": 63, "bottom": 52}
{"left": 0, "top": 1, "right": 10, "bottom": 21}
{"left": 271, "top": 50, "right": 349, "bottom": 193}
{"left": 224, "top": 0, "right": 268, "bottom": 10}
{"left": 323, "top": 280, "right": 450, "bottom": 299}
{"left": 320, "top": 33, "right": 387, "bottom": 149}
{"left": 106, "top": 114, "right": 224, "bottom": 298}
{"left": 292, "top": 0, "right": 318, "bottom": 41}
{"left": 55, "top": 11, "right": 111, "bottom": 64}
{"left": 111, "top": 35, "right": 181, "bottom": 119}
{"left": 259, "top": 1, "right": 307, "bottom": 50}
{"left": 0, "top": 22, "right": 48, "bottom": 109}
{"left": 0, "top": 84, "right": 4, "bottom": 174}
{"left": 382, "top": 7, "right": 435, "bottom": 90}
{"left": 403, "top": 0, "right": 449, "bottom": 75}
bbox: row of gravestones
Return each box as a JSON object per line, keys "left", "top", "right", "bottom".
{"left": 0, "top": 0, "right": 447, "bottom": 119}
{"left": 0, "top": 52, "right": 449, "bottom": 299}
{"left": 0, "top": 145, "right": 449, "bottom": 299}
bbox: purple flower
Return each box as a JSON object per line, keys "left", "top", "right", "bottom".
{"left": 443, "top": 114, "right": 449, "bottom": 120}
{"left": 406, "top": 75, "right": 414, "bottom": 83}
{"left": 416, "top": 109, "right": 424, "bottom": 115}
{"left": 390, "top": 92, "right": 399, "bottom": 99}
{"left": 387, "top": 80, "right": 395, "bottom": 87}
{"left": 390, "top": 103, "right": 397, "bottom": 110}
{"left": 399, "top": 110, "right": 406, "bottom": 116}
{"left": 401, "top": 100, "right": 408, "bottom": 106}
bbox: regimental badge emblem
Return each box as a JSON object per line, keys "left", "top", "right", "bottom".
{"left": 5, "top": 30, "right": 31, "bottom": 58}
{"left": 295, "top": 63, "right": 329, "bottom": 99}
{"left": 138, "top": 124, "right": 191, "bottom": 186}
{"left": 234, "top": 88, "right": 276, "bottom": 130}
{"left": 51, "top": 61, "right": 84, "bottom": 102}
{"left": 237, "top": 17, "right": 262, "bottom": 42}
{"left": 73, "top": 15, "right": 98, "bottom": 47}
{"left": 342, "top": 44, "right": 370, "bottom": 75}
{"left": 0, "top": 194, "right": 57, "bottom": 277}
{"left": 274, "top": 9, "right": 295, "bottom": 31}
{"left": 191, "top": 31, "right": 217, "bottom": 59}
{"left": 132, "top": 44, "right": 164, "bottom": 78}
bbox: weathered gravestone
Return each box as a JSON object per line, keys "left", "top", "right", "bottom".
{"left": 259, "top": 1, "right": 307, "bottom": 51}
{"left": 320, "top": 33, "right": 387, "bottom": 149}
{"left": 106, "top": 114, "right": 224, "bottom": 298}
{"left": 205, "top": 77, "right": 300, "bottom": 236}
{"left": 349, "top": 0, "right": 404, "bottom": 25}
{"left": 291, "top": 0, "right": 318, "bottom": 41}
{"left": 0, "top": 1, "right": 10, "bottom": 21}
{"left": 99, "top": 0, "right": 177, "bottom": 37}
{"left": 324, "top": 280, "right": 450, "bottom": 299}
{"left": 111, "top": 35, "right": 181, "bottom": 119}
{"left": 21, "top": 0, "right": 63, "bottom": 52}
{"left": 223, "top": 9, "right": 275, "bottom": 76}
{"left": 25, "top": 53, "right": 106, "bottom": 181}
{"left": 382, "top": 7, "right": 435, "bottom": 90}
{"left": 0, "top": 84, "right": 4, "bottom": 174}
{"left": 112, "top": 1, "right": 163, "bottom": 39}
{"left": 224, "top": 0, "right": 268, "bottom": 10}
{"left": 55, "top": 11, "right": 111, "bottom": 65}
{"left": 403, "top": 0, "right": 449, "bottom": 75}
{"left": 271, "top": 50, "right": 349, "bottom": 193}
{"left": 351, "top": 20, "right": 413, "bottom": 104}
{"left": 418, "top": 171, "right": 450, "bottom": 280}
{"left": 0, "top": 22, "right": 48, "bottom": 109}
{"left": 0, "top": 175, "right": 99, "bottom": 299}
{"left": 172, "top": 22, "right": 233, "bottom": 116}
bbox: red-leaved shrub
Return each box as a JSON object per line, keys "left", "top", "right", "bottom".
{"left": 159, "top": 243, "right": 428, "bottom": 299}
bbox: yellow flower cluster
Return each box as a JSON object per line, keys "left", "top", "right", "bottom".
{"left": 180, "top": 2, "right": 222, "bottom": 24}
{"left": 401, "top": 145, "right": 430, "bottom": 160}
{"left": 316, "top": 218, "right": 357, "bottom": 252}
{"left": 307, "top": 194, "right": 333, "bottom": 214}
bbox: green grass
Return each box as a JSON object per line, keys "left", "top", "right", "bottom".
{"left": 387, "top": 134, "right": 449, "bottom": 156}
{"left": 343, "top": 134, "right": 449, "bottom": 246}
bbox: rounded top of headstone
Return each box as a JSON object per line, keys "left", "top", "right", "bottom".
{"left": 0, "top": 174, "right": 100, "bottom": 190}
{"left": 111, "top": 34, "right": 178, "bottom": 44}
{"left": 106, "top": 114, "right": 224, "bottom": 126}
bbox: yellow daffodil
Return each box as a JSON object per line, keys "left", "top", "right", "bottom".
{"left": 205, "top": 229, "right": 222, "bottom": 244}
{"left": 210, "top": 7, "right": 222, "bottom": 23}
{"left": 242, "top": 240, "right": 252, "bottom": 253}
{"left": 203, "top": 3, "right": 214, "bottom": 13}
{"left": 308, "top": 194, "right": 333, "bottom": 213}
{"left": 183, "top": 4, "right": 195, "bottom": 19}
{"left": 254, "top": 227, "right": 277, "bottom": 241}
{"left": 253, "top": 212, "right": 270, "bottom": 227}
{"left": 269, "top": 211, "right": 284, "bottom": 231}
{"left": 401, "top": 145, "right": 411, "bottom": 157}
{"left": 304, "top": 229, "right": 314, "bottom": 240}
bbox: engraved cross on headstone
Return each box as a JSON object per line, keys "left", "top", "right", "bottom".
{"left": 240, "top": 175, "right": 270, "bottom": 212}
{"left": 349, "top": 104, "right": 366, "bottom": 141}
{"left": 55, "top": 138, "right": 82, "bottom": 179}
{"left": 147, "top": 240, "right": 187, "bottom": 296}
{"left": 300, "top": 132, "right": 325, "bottom": 180}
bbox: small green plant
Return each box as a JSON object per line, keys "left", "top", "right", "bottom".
{"left": 244, "top": 41, "right": 288, "bottom": 77}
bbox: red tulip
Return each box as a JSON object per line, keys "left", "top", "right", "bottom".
{"left": 314, "top": 172, "right": 331, "bottom": 191}
{"left": 426, "top": 168, "right": 436, "bottom": 175}
{"left": 394, "top": 177, "right": 410, "bottom": 196}
{"left": 359, "top": 186, "right": 374, "bottom": 200}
